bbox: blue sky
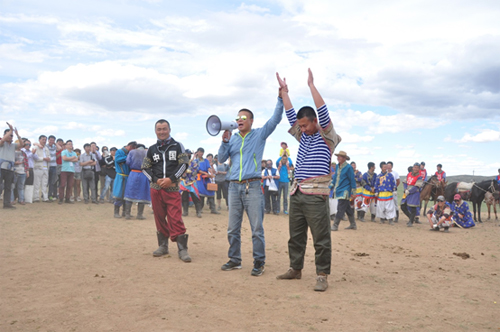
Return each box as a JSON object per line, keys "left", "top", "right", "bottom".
{"left": 1, "top": 0, "right": 499, "bottom": 176}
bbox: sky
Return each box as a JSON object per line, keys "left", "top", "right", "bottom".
{"left": 1, "top": 0, "right": 499, "bottom": 176}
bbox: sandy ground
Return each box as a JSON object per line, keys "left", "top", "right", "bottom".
{"left": 1, "top": 200, "right": 499, "bottom": 332}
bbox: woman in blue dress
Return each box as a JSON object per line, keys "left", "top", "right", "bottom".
{"left": 451, "top": 194, "right": 475, "bottom": 228}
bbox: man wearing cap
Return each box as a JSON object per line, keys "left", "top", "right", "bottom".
{"left": 142, "top": 119, "right": 191, "bottom": 262}
{"left": 330, "top": 151, "right": 357, "bottom": 230}
{"left": 435, "top": 164, "right": 446, "bottom": 182}
{"left": 401, "top": 163, "right": 424, "bottom": 227}
{"left": 275, "top": 69, "right": 341, "bottom": 292}
{"left": 218, "top": 79, "right": 284, "bottom": 277}
{"left": 427, "top": 195, "right": 453, "bottom": 232}
{"left": 450, "top": 194, "right": 475, "bottom": 228}
{"left": 374, "top": 161, "right": 397, "bottom": 225}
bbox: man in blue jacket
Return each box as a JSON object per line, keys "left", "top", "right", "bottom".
{"left": 330, "top": 151, "right": 357, "bottom": 231}
{"left": 218, "top": 87, "right": 284, "bottom": 277}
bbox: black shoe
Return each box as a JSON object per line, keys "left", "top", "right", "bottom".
{"left": 3, "top": 204, "right": 16, "bottom": 209}
{"left": 251, "top": 261, "right": 265, "bottom": 276}
{"left": 92, "top": 200, "right": 98, "bottom": 204}
{"left": 84, "top": 200, "right": 89, "bottom": 204}
{"left": 221, "top": 260, "right": 242, "bottom": 271}
{"left": 58, "top": 200, "right": 63, "bottom": 205}
{"left": 211, "top": 210, "right": 220, "bottom": 214}
{"left": 65, "top": 199, "right": 74, "bottom": 204}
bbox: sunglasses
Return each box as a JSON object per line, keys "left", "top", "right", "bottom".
{"left": 235, "top": 115, "right": 248, "bottom": 121}
{"left": 454, "top": 200, "right": 460, "bottom": 202}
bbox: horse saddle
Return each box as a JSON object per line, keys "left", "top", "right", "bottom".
{"left": 457, "top": 182, "right": 473, "bottom": 192}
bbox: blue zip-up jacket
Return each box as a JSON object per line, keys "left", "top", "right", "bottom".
{"left": 218, "top": 98, "right": 284, "bottom": 181}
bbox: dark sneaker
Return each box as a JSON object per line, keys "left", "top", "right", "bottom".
{"left": 251, "top": 261, "right": 265, "bottom": 276}
{"left": 314, "top": 273, "right": 328, "bottom": 292}
{"left": 221, "top": 260, "right": 242, "bottom": 271}
{"left": 276, "top": 268, "right": 302, "bottom": 280}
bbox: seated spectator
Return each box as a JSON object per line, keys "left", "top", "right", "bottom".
{"left": 451, "top": 194, "right": 475, "bottom": 228}
{"left": 426, "top": 195, "right": 453, "bottom": 232}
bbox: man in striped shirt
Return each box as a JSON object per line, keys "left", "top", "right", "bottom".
{"left": 275, "top": 69, "right": 341, "bottom": 292}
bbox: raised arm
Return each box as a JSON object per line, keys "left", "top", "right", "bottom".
{"left": 308, "top": 68, "right": 325, "bottom": 109}
{"left": 276, "top": 72, "right": 293, "bottom": 111}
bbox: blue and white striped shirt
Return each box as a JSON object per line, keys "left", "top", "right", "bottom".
{"left": 286, "top": 104, "right": 332, "bottom": 181}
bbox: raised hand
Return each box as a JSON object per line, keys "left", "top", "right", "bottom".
{"left": 307, "top": 68, "right": 314, "bottom": 86}
{"left": 276, "top": 72, "right": 288, "bottom": 91}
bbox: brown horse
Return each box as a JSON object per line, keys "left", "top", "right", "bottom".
{"left": 485, "top": 192, "right": 499, "bottom": 220}
{"left": 420, "top": 175, "right": 446, "bottom": 214}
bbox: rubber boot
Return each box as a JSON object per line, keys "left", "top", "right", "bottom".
{"left": 114, "top": 205, "right": 122, "bottom": 218}
{"left": 121, "top": 204, "right": 126, "bottom": 217}
{"left": 209, "top": 197, "right": 220, "bottom": 214}
{"left": 388, "top": 218, "right": 395, "bottom": 225}
{"left": 136, "top": 203, "right": 146, "bottom": 220}
{"left": 176, "top": 234, "right": 192, "bottom": 262}
{"left": 153, "top": 231, "right": 169, "bottom": 257}
{"left": 395, "top": 210, "right": 399, "bottom": 223}
{"left": 358, "top": 211, "right": 365, "bottom": 222}
{"left": 331, "top": 217, "right": 341, "bottom": 231}
{"left": 414, "top": 217, "right": 421, "bottom": 224}
{"left": 371, "top": 214, "right": 376, "bottom": 222}
{"left": 345, "top": 214, "right": 357, "bottom": 230}
{"left": 125, "top": 201, "right": 133, "bottom": 220}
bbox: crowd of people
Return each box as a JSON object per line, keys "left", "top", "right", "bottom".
{"left": 2, "top": 69, "right": 499, "bottom": 294}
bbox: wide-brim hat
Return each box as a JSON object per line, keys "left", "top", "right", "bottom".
{"left": 334, "top": 151, "right": 350, "bottom": 160}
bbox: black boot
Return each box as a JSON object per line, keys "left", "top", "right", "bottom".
{"left": 125, "top": 201, "right": 133, "bottom": 220}
{"left": 331, "top": 216, "right": 341, "bottom": 231}
{"left": 395, "top": 210, "right": 399, "bottom": 223}
{"left": 345, "top": 214, "right": 357, "bottom": 230}
{"left": 209, "top": 197, "right": 220, "bottom": 214}
{"left": 182, "top": 194, "right": 189, "bottom": 216}
{"left": 330, "top": 213, "right": 336, "bottom": 221}
{"left": 176, "top": 234, "right": 192, "bottom": 262}
{"left": 136, "top": 203, "right": 145, "bottom": 220}
{"left": 121, "top": 204, "right": 126, "bottom": 217}
{"left": 359, "top": 211, "right": 365, "bottom": 222}
{"left": 153, "top": 231, "right": 169, "bottom": 257}
{"left": 114, "top": 205, "right": 122, "bottom": 218}
{"left": 356, "top": 211, "right": 360, "bottom": 220}
{"left": 371, "top": 214, "right": 376, "bottom": 222}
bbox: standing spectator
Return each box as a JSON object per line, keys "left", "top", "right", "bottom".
{"left": 79, "top": 143, "right": 98, "bottom": 204}
{"left": 55, "top": 138, "right": 64, "bottom": 197}
{"left": 262, "top": 159, "right": 280, "bottom": 215}
{"left": 374, "top": 161, "right": 397, "bottom": 225}
{"left": 47, "top": 135, "right": 59, "bottom": 200}
{"left": 214, "top": 156, "right": 229, "bottom": 211}
{"left": 58, "top": 140, "right": 78, "bottom": 204}
{"left": 0, "top": 123, "right": 23, "bottom": 209}
{"left": 73, "top": 148, "right": 82, "bottom": 202}
{"left": 21, "top": 139, "right": 35, "bottom": 203}
{"left": 90, "top": 142, "right": 102, "bottom": 199}
{"left": 387, "top": 161, "right": 400, "bottom": 222}
{"left": 12, "top": 141, "right": 29, "bottom": 205}
{"left": 360, "top": 162, "right": 377, "bottom": 222}
{"left": 401, "top": 163, "right": 424, "bottom": 227}
{"left": 330, "top": 151, "right": 357, "bottom": 231}
{"left": 100, "top": 146, "right": 109, "bottom": 196}
{"left": 113, "top": 141, "right": 137, "bottom": 217}
{"left": 124, "top": 144, "right": 151, "bottom": 220}
{"left": 180, "top": 150, "right": 202, "bottom": 218}
{"left": 196, "top": 149, "right": 219, "bottom": 214}
{"left": 276, "top": 155, "right": 293, "bottom": 214}
{"left": 32, "top": 135, "right": 51, "bottom": 203}
{"left": 100, "top": 147, "right": 116, "bottom": 204}
{"left": 142, "top": 119, "right": 191, "bottom": 262}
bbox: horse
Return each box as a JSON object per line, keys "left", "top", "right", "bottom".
{"left": 419, "top": 175, "right": 445, "bottom": 214}
{"left": 445, "top": 180, "right": 500, "bottom": 223}
{"left": 485, "top": 192, "right": 499, "bottom": 220}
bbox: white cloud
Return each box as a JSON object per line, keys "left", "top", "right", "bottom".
{"left": 458, "top": 129, "right": 500, "bottom": 143}
{"left": 0, "top": 44, "right": 50, "bottom": 63}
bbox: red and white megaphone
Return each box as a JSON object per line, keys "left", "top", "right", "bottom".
{"left": 206, "top": 115, "right": 238, "bottom": 136}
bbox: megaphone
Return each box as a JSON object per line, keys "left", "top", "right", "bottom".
{"left": 206, "top": 115, "right": 238, "bottom": 136}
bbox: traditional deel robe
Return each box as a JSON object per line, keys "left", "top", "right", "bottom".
{"left": 353, "top": 170, "right": 363, "bottom": 210}
{"left": 196, "top": 158, "right": 214, "bottom": 197}
{"left": 402, "top": 172, "right": 423, "bottom": 207}
{"left": 113, "top": 147, "right": 130, "bottom": 199}
{"left": 451, "top": 201, "right": 475, "bottom": 228}
{"left": 331, "top": 162, "right": 356, "bottom": 200}
{"left": 124, "top": 148, "right": 151, "bottom": 203}
{"left": 375, "top": 171, "right": 396, "bottom": 219}
{"left": 361, "top": 171, "right": 377, "bottom": 213}
{"left": 180, "top": 159, "right": 200, "bottom": 198}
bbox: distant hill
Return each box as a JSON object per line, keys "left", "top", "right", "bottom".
{"left": 446, "top": 175, "right": 497, "bottom": 183}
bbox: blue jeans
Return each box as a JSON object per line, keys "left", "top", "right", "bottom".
{"left": 13, "top": 173, "right": 27, "bottom": 202}
{"left": 227, "top": 180, "right": 265, "bottom": 264}
{"left": 100, "top": 175, "right": 113, "bottom": 200}
{"left": 278, "top": 181, "right": 289, "bottom": 212}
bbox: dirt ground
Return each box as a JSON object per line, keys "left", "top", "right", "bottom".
{"left": 1, "top": 200, "right": 499, "bottom": 332}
